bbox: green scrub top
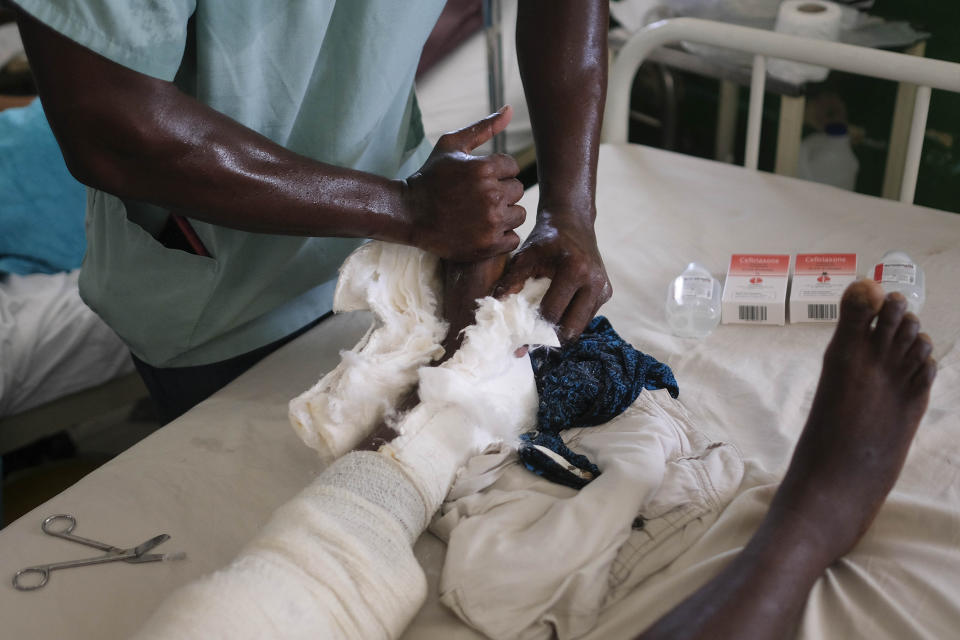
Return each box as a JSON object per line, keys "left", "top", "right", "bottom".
{"left": 15, "top": 0, "right": 446, "bottom": 366}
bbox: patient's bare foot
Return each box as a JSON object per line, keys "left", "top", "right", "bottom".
{"left": 774, "top": 280, "right": 936, "bottom": 563}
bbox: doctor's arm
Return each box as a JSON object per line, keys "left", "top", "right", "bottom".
{"left": 501, "top": 0, "right": 612, "bottom": 343}
{"left": 15, "top": 9, "right": 524, "bottom": 262}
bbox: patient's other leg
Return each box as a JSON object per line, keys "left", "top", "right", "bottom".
{"left": 774, "top": 281, "right": 935, "bottom": 560}
{"left": 637, "top": 280, "right": 936, "bottom": 640}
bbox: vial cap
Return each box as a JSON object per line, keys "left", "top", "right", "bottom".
{"left": 825, "top": 122, "right": 848, "bottom": 136}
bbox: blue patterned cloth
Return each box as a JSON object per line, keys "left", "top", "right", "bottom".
{"left": 519, "top": 316, "right": 679, "bottom": 489}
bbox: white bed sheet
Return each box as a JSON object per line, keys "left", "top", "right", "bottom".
{"left": 415, "top": 0, "right": 533, "bottom": 156}
{"left": 1, "top": 144, "right": 958, "bottom": 639}
{"left": 0, "top": 269, "right": 133, "bottom": 418}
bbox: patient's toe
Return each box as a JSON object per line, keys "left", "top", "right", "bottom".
{"left": 903, "top": 333, "right": 934, "bottom": 377}
{"left": 873, "top": 293, "right": 908, "bottom": 346}
{"left": 912, "top": 356, "right": 938, "bottom": 391}
{"left": 891, "top": 312, "right": 921, "bottom": 355}
{"left": 838, "top": 280, "right": 884, "bottom": 334}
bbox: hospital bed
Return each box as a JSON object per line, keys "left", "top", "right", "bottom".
{"left": 0, "top": 282, "right": 141, "bottom": 456}
{"left": 2, "top": 18, "right": 960, "bottom": 639}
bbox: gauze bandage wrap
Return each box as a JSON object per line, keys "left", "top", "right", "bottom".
{"left": 289, "top": 242, "right": 448, "bottom": 464}
{"left": 133, "top": 452, "right": 430, "bottom": 640}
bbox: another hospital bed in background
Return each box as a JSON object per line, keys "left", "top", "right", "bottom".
{"left": 602, "top": 17, "right": 957, "bottom": 204}
{"left": 0, "top": 271, "right": 140, "bottom": 452}
{"left": 0, "top": 98, "right": 145, "bottom": 486}
{"left": 1, "top": 18, "right": 959, "bottom": 639}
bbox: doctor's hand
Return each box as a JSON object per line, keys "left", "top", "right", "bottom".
{"left": 402, "top": 106, "right": 526, "bottom": 261}
{"left": 494, "top": 211, "right": 611, "bottom": 344}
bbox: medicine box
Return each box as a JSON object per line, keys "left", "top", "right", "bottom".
{"left": 721, "top": 254, "right": 790, "bottom": 325}
{"left": 790, "top": 253, "right": 858, "bottom": 323}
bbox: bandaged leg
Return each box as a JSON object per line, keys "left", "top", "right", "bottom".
{"left": 135, "top": 393, "right": 526, "bottom": 640}
{"left": 132, "top": 452, "right": 430, "bottom": 640}
{"left": 135, "top": 394, "right": 537, "bottom": 639}
{"left": 289, "top": 243, "right": 448, "bottom": 465}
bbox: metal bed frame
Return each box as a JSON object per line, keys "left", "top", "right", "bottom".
{"left": 603, "top": 17, "right": 960, "bottom": 204}
{"left": 483, "top": 0, "right": 507, "bottom": 155}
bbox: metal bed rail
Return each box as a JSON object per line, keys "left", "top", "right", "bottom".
{"left": 602, "top": 17, "right": 960, "bottom": 204}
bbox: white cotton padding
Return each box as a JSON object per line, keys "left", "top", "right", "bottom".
{"left": 382, "top": 277, "right": 559, "bottom": 519}
{"left": 419, "top": 277, "right": 557, "bottom": 430}
{"left": 289, "top": 242, "right": 449, "bottom": 465}
{"left": 132, "top": 452, "right": 430, "bottom": 640}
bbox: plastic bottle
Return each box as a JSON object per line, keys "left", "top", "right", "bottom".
{"left": 797, "top": 123, "right": 859, "bottom": 191}
{"left": 872, "top": 250, "right": 925, "bottom": 314}
{"left": 665, "top": 263, "right": 722, "bottom": 338}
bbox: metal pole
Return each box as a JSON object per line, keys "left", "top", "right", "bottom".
{"left": 483, "top": 0, "right": 507, "bottom": 154}
{"left": 744, "top": 55, "right": 766, "bottom": 171}
{"left": 900, "top": 85, "right": 931, "bottom": 204}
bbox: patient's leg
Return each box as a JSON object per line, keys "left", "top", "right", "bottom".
{"left": 637, "top": 280, "right": 936, "bottom": 640}
{"left": 441, "top": 255, "right": 512, "bottom": 355}
{"left": 358, "top": 255, "right": 510, "bottom": 449}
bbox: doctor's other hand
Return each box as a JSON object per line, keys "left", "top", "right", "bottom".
{"left": 402, "top": 106, "right": 525, "bottom": 261}
{"left": 495, "top": 213, "right": 611, "bottom": 344}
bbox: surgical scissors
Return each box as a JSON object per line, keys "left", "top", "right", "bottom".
{"left": 13, "top": 514, "right": 185, "bottom": 591}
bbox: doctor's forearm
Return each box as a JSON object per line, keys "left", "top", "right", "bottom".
{"left": 71, "top": 101, "right": 412, "bottom": 242}
{"left": 516, "top": 0, "right": 608, "bottom": 221}
{"left": 61, "top": 95, "right": 412, "bottom": 242}
{"left": 499, "top": 0, "right": 611, "bottom": 343}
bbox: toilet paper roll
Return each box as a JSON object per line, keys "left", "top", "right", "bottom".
{"left": 767, "top": 1, "right": 843, "bottom": 85}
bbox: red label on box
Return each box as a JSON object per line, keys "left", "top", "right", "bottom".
{"left": 728, "top": 254, "right": 790, "bottom": 276}
{"left": 795, "top": 253, "right": 857, "bottom": 276}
